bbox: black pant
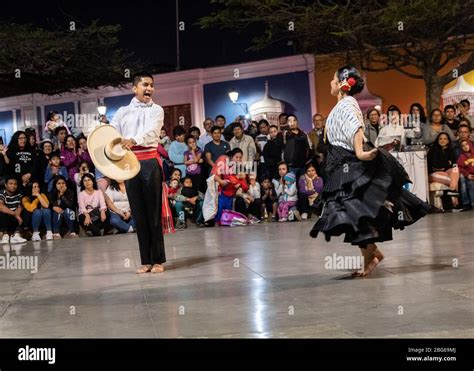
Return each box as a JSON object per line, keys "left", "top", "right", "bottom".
{"left": 0, "top": 212, "right": 21, "bottom": 234}
{"left": 125, "top": 159, "right": 165, "bottom": 265}
{"left": 188, "top": 173, "right": 202, "bottom": 193}
{"left": 79, "top": 212, "right": 110, "bottom": 236}
{"left": 235, "top": 197, "right": 263, "bottom": 219}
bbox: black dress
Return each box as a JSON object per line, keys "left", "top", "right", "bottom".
{"left": 310, "top": 96, "right": 431, "bottom": 246}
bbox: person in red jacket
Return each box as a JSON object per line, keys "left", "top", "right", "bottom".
{"left": 457, "top": 139, "right": 474, "bottom": 210}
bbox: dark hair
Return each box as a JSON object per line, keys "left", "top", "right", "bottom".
{"left": 8, "top": 131, "right": 30, "bottom": 152}
{"left": 366, "top": 108, "right": 380, "bottom": 120}
{"left": 181, "top": 176, "right": 192, "bottom": 184}
{"left": 278, "top": 113, "right": 288, "bottom": 119}
{"left": 215, "top": 115, "right": 226, "bottom": 122}
{"left": 171, "top": 168, "right": 182, "bottom": 177}
{"left": 444, "top": 104, "right": 456, "bottom": 112}
{"left": 4, "top": 175, "right": 18, "bottom": 184}
{"left": 287, "top": 114, "right": 298, "bottom": 122}
{"left": 80, "top": 173, "right": 98, "bottom": 191}
{"left": 459, "top": 118, "right": 472, "bottom": 129}
{"left": 26, "top": 132, "right": 37, "bottom": 147}
{"left": 409, "top": 103, "right": 427, "bottom": 123}
{"left": 277, "top": 161, "right": 289, "bottom": 171}
{"left": 304, "top": 162, "right": 317, "bottom": 173}
{"left": 109, "top": 179, "right": 121, "bottom": 191}
{"left": 54, "top": 126, "right": 68, "bottom": 136}
{"left": 185, "top": 135, "right": 197, "bottom": 145}
{"left": 269, "top": 124, "right": 278, "bottom": 131}
{"left": 24, "top": 180, "right": 41, "bottom": 200}
{"left": 260, "top": 176, "right": 272, "bottom": 184}
{"left": 78, "top": 160, "right": 90, "bottom": 170}
{"left": 232, "top": 122, "right": 243, "bottom": 130}
{"left": 210, "top": 125, "right": 222, "bottom": 134}
{"left": 172, "top": 126, "right": 186, "bottom": 138}
{"left": 64, "top": 134, "right": 77, "bottom": 149}
{"left": 188, "top": 126, "right": 201, "bottom": 136}
{"left": 132, "top": 72, "right": 154, "bottom": 86}
{"left": 429, "top": 109, "right": 443, "bottom": 123}
{"left": 50, "top": 151, "right": 61, "bottom": 161}
{"left": 336, "top": 65, "right": 365, "bottom": 96}
{"left": 433, "top": 132, "right": 452, "bottom": 147}
{"left": 258, "top": 119, "right": 270, "bottom": 127}
{"left": 387, "top": 105, "right": 402, "bottom": 116}
{"left": 51, "top": 175, "right": 69, "bottom": 202}
{"left": 46, "top": 111, "right": 59, "bottom": 122}
{"left": 226, "top": 148, "right": 243, "bottom": 158}
{"left": 460, "top": 99, "right": 470, "bottom": 107}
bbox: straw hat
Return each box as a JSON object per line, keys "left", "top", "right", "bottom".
{"left": 87, "top": 124, "right": 140, "bottom": 181}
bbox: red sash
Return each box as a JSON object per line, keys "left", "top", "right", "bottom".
{"left": 132, "top": 146, "right": 175, "bottom": 234}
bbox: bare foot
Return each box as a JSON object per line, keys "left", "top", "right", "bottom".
{"left": 151, "top": 264, "right": 164, "bottom": 273}
{"left": 352, "top": 245, "right": 384, "bottom": 278}
{"left": 136, "top": 265, "right": 152, "bottom": 274}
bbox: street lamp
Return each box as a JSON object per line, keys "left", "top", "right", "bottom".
{"left": 97, "top": 104, "right": 107, "bottom": 116}
{"left": 228, "top": 89, "right": 248, "bottom": 115}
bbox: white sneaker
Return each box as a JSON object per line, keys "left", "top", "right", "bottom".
{"left": 288, "top": 211, "right": 294, "bottom": 221}
{"left": 32, "top": 232, "right": 41, "bottom": 242}
{"left": 45, "top": 231, "right": 53, "bottom": 240}
{"left": 279, "top": 218, "right": 287, "bottom": 222}
{"left": 301, "top": 213, "right": 308, "bottom": 220}
{"left": 1, "top": 234, "right": 10, "bottom": 244}
{"left": 127, "top": 226, "right": 134, "bottom": 233}
{"left": 10, "top": 234, "right": 27, "bottom": 244}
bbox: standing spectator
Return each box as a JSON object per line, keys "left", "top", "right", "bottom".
{"left": 453, "top": 125, "right": 474, "bottom": 158}
{"left": 215, "top": 115, "right": 226, "bottom": 130}
{"left": 38, "top": 139, "right": 54, "bottom": 179}
{"left": 53, "top": 126, "right": 68, "bottom": 152}
{"left": 78, "top": 173, "right": 109, "bottom": 237}
{"left": 159, "top": 128, "right": 172, "bottom": 151}
{"left": 184, "top": 135, "right": 204, "bottom": 191}
{"left": 262, "top": 125, "right": 283, "bottom": 181}
{"left": 282, "top": 114, "right": 309, "bottom": 178}
{"left": 0, "top": 176, "right": 27, "bottom": 244}
{"left": 22, "top": 181, "right": 53, "bottom": 241}
{"left": 278, "top": 113, "right": 289, "bottom": 131}
{"left": 77, "top": 136, "right": 94, "bottom": 171}
{"left": 406, "top": 103, "right": 425, "bottom": 145}
{"left": 255, "top": 120, "right": 270, "bottom": 178}
{"left": 375, "top": 105, "right": 406, "bottom": 149}
{"left": 44, "top": 111, "right": 70, "bottom": 140}
{"left": 49, "top": 175, "right": 77, "bottom": 239}
{"left": 297, "top": 163, "right": 324, "bottom": 220}
{"left": 4, "top": 131, "right": 38, "bottom": 189}
{"left": 104, "top": 180, "right": 136, "bottom": 233}
{"left": 44, "top": 152, "right": 68, "bottom": 192}
{"left": 364, "top": 108, "right": 381, "bottom": 145}
{"left": 203, "top": 126, "right": 231, "bottom": 169}
{"left": 198, "top": 118, "right": 219, "bottom": 149}
{"left": 229, "top": 122, "right": 257, "bottom": 166}
{"left": 456, "top": 99, "right": 474, "bottom": 124}
{"left": 422, "top": 109, "right": 455, "bottom": 146}
{"left": 308, "top": 114, "right": 326, "bottom": 158}
{"left": 168, "top": 126, "right": 188, "bottom": 177}
{"left": 443, "top": 105, "right": 461, "bottom": 134}
{"left": 456, "top": 139, "right": 474, "bottom": 211}
{"left": 61, "top": 135, "right": 90, "bottom": 181}
{"left": 188, "top": 126, "right": 201, "bottom": 145}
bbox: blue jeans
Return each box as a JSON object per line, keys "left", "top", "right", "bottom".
{"left": 109, "top": 212, "right": 136, "bottom": 233}
{"left": 32, "top": 209, "right": 52, "bottom": 232}
{"left": 459, "top": 174, "right": 474, "bottom": 207}
{"left": 52, "top": 208, "right": 76, "bottom": 234}
{"left": 175, "top": 200, "right": 204, "bottom": 224}
{"left": 216, "top": 194, "right": 233, "bottom": 222}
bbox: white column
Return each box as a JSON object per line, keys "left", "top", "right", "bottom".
{"left": 306, "top": 55, "right": 318, "bottom": 115}
{"left": 192, "top": 83, "right": 205, "bottom": 131}
{"left": 12, "top": 109, "right": 18, "bottom": 132}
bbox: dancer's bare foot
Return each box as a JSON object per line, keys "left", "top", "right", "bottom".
{"left": 151, "top": 264, "right": 164, "bottom": 273}
{"left": 136, "top": 265, "right": 152, "bottom": 274}
{"left": 352, "top": 245, "right": 384, "bottom": 278}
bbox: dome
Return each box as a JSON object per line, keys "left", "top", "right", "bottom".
{"left": 249, "top": 81, "right": 285, "bottom": 116}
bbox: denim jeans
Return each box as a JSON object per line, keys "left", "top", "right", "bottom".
{"left": 175, "top": 200, "right": 204, "bottom": 224}
{"left": 459, "top": 174, "right": 474, "bottom": 207}
{"left": 32, "top": 209, "right": 52, "bottom": 232}
{"left": 52, "top": 208, "right": 76, "bottom": 234}
{"left": 109, "top": 212, "right": 136, "bottom": 233}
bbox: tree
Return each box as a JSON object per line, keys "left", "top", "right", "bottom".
{"left": 199, "top": 0, "right": 474, "bottom": 113}
{"left": 0, "top": 20, "right": 144, "bottom": 98}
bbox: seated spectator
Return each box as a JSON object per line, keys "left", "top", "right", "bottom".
{"left": 297, "top": 163, "right": 324, "bottom": 220}
{"left": 204, "top": 126, "right": 231, "bottom": 170}
{"left": 5, "top": 131, "right": 39, "bottom": 191}
{"left": 273, "top": 162, "right": 300, "bottom": 222}
{"left": 104, "top": 180, "right": 135, "bottom": 233}
{"left": 22, "top": 181, "right": 53, "bottom": 241}
{"left": 174, "top": 176, "right": 204, "bottom": 229}
{"left": 159, "top": 128, "right": 171, "bottom": 152}
{"left": 75, "top": 161, "right": 92, "bottom": 195}
{"left": 260, "top": 177, "right": 278, "bottom": 221}
{"left": 78, "top": 173, "right": 109, "bottom": 237}
{"left": 49, "top": 175, "right": 77, "bottom": 239}
{"left": 453, "top": 124, "right": 474, "bottom": 158}
{"left": 53, "top": 126, "right": 68, "bottom": 152}
{"left": 235, "top": 173, "right": 262, "bottom": 220}
{"left": 443, "top": 105, "right": 460, "bottom": 135}
{"left": 422, "top": 109, "right": 455, "bottom": 146}
{"left": 44, "top": 152, "right": 68, "bottom": 192}
{"left": 95, "top": 167, "right": 109, "bottom": 192}
{"left": 38, "top": 139, "right": 54, "bottom": 179}
{"left": 0, "top": 176, "right": 27, "bottom": 244}
{"left": 262, "top": 125, "right": 283, "bottom": 181}
{"left": 168, "top": 126, "right": 187, "bottom": 177}
{"left": 375, "top": 105, "right": 406, "bottom": 149}
{"left": 77, "top": 136, "right": 94, "bottom": 172}
{"left": 456, "top": 139, "right": 474, "bottom": 211}
{"left": 184, "top": 135, "right": 204, "bottom": 191}
{"left": 427, "top": 133, "right": 459, "bottom": 208}
{"left": 168, "top": 168, "right": 182, "bottom": 185}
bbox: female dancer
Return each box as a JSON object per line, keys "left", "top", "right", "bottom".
{"left": 310, "top": 66, "right": 431, "bottom": 277}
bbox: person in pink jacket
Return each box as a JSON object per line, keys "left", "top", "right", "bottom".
{"left": 61, "top": 135, "right": 91, "bottom": 180}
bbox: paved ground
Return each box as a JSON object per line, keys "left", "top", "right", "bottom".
{"left": 0, "top": 212, "right": 472, "bottom": 338}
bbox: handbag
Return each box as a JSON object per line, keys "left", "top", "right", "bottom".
{"left": 88, "top": 208, "right": 101, "bottom": 222}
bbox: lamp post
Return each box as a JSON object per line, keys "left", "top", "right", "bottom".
{"left": 228, "top": 89, "right": 249, "bottom": 118}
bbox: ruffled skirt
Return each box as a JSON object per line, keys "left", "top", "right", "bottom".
{"left": 310, "top": 145, "right": 431, "bottom": 246}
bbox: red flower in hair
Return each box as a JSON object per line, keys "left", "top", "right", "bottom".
{"left": 341, "top": 85, "right": 350, "bottom": 91}
{"left": 347, "top": 77, "right": 356, "bottom": 87}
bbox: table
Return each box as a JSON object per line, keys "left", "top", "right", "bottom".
{"left": 390, "top": 150, "right": 429, "bottom": 202}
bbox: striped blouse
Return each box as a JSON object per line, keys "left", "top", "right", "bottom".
{"left": 326, "top": 96, "right": 364, "bottom": 151}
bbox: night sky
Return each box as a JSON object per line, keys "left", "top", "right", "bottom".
{"left": 2, "top": 0, "right": 293, "bottom": 71}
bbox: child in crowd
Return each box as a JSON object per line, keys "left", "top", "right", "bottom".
{"left": 167, "top": 179, "right": 181, "bottom": 206}
{"left": 44, "top": 152, "right": 68, "bottom": 192}
{"left": 159, "top": 128, "right": 171, "bottom": 152}
{"left": 297, "top": 163, "right": 324, "bottom": 220}
{"left": 44, "top": 111, "right": 70, "bottom": 140}
{"left": 236, "top": 173, "right": 263, "bottom": 220}
{"left": 260, "top": 177, "right": 278, "bottom": 221}
{"left": 457, "top": 139, "right": 474, "bottom": 209}
{"left": 174, "top": 177, "right": 205, "bottom": 228}
{"left": 273, "top": 163, "right": 300, "bottom": 222}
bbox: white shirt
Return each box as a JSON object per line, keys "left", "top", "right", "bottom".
{"left": 375, "top": 123, "right": 406, "bottom": 147}
{"left": 110, "top": 97, "right": 163, "bottom": 148}
{"left": 105, "top": 187, "right": 131, "bottom": 213}
{"left": 326, "top": 96, "right": 364, "bottom": 151}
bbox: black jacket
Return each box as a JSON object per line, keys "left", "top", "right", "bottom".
{"left": 282, "top": 129, "right": 309, "bottom": 168}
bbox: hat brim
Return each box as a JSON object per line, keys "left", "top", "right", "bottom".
{"left": 87, "top": 125, "right": 140, "bottom": 181}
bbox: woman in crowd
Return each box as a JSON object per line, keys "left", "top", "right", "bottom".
{"left": 4, "top": 131, "right": 39, "bottom": 189}
{"left": 77, "top": 136, "right": 94, "bottom": 172}
{"left": 406, "top": 103, "right": 425, "bottom": 144}
{"left": 364, "top": 108, "right": 381, "bottom": 145}
{"left": 78, "top": 173, "right": 109, "bottom": 237}
{"left": 61, "top": 135, "right": 90, "bottom": 181}
{"left": 48, "top": 175, "right": 77, "bottom": 239}
{"left": 375, "top": 105, "right": 406, "bottom": 150}
{"left": 427, "top": 132, "right": 459, "bottom": 207}
{"left": 297, "top": 163, "right": 324, "bottom": 220}
{"left": 38, "top": 139, "right": 54, "bottom": 178}
{"left": 22, "top": 181, "right": 53, "bottom": 241}
{"left": 422, "top": 109, "right": 455, "bottom": 146}
{"left": 104, "top": 179, "right": 136, "bottom": 233}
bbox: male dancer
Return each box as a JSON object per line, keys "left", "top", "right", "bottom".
{"left": 111, "top": 72, "right": 173, "bottom": 274}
